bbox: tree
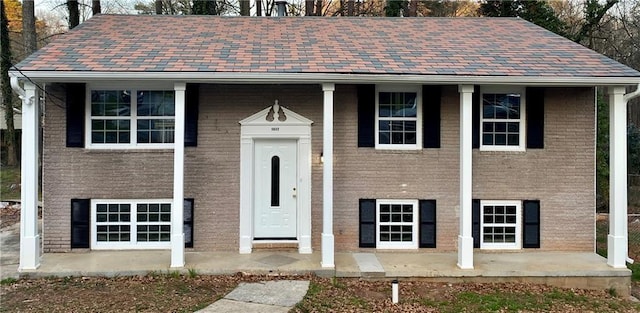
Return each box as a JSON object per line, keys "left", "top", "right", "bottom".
{"left": 240, "top": 0, "right": 250, "bottom": 15}
{"left": 67, "top": 1, "right": 80, "bottom": 29}
{"left": 422, "top": 0, "right": 478, "bottom": 17}
{"left": 22, "top": 0, "right": 37, "bottom": 54}
{"left": 574, "top": 0, "right": 619, "bottom": 47}
{"left": 479, "top": 0, "right": 567, "bottom": 36}
{"left": 93, "top": 0, "right": 102, "bottom": 15}
{"left": 192, "top": 0, "right": 218, "bottom": 15}
{"left": 385, "top": 0, "right": 407, "bottom": 16}
{"left": 1, "top": 0, "right": 18, "bottom": 166}
{"left": 135, "top": 0, "right": 192, "bottom": 15}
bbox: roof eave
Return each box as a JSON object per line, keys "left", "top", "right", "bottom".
{"left": 9, "top": 71, "right": 640, "bottom": 86}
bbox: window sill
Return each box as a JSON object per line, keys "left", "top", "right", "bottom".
{"left": 479, "top": 145, "right": 526, "bottom": 152}
{"left": 83, "top": 148, "right": 174, "bottom": 154}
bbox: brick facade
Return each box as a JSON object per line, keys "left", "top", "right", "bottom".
{"left": 42, "top": 83, "right": 594, "bottom": 253}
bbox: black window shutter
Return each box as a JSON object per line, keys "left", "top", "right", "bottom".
{"left": 357, "top": 85, "right": 376, "bottom": 147}
{"left": 185, "top": 84, "right": 199, "bottom": 147}
{"left": 66, "top": 83, "right": 86, "bottom": 148}
{"left": 184, "top": 198, "right": 194, "bottom": 248}
{"left": 526, "top": 87, "right": 544, "bottom": 149}
{"left": 71, "top": 198, "right": 90, "bottom": 248}
{"left": 419, "top": 200, "right": 437, "bottom": 248}
{"left": 422, "top": 86, "right": 441, "bottom": 148}
{"left": 359, "top": 199, "right": 376, "bottom": 248}
{"left": 472, "top": 199, "right": 480, "bottom": 248}
{"left": 523, "top": 200, "right": 541, "bottom": 248}
{"left": 472, "top": 85, "right": 480, "bottom": 149}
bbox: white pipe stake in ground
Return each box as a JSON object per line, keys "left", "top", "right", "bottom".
{"left": 392, "top": 280, "right": 399, "bottom": 304}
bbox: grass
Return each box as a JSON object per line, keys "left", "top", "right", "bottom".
{"left": 596, "top": 216, "right": 640, "bottom": 282}
{"left": 0, "top": 165, "right": 20, "bottom": 200}
{"left": 0, "top": 277, "right": 17, "bottom": 285}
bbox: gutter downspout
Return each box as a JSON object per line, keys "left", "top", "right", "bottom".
{"left": 624, "top": 83, "right": 640, "bottom": 102}
{"left": 623, "top": 83, "right": 640, "bottom": 265}
{"left": 11, "top": 76, "right": 26, "bottom": 99}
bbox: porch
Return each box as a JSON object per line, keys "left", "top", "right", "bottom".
{"left": 18, "top": 251, "right": 631, "bottom": 296}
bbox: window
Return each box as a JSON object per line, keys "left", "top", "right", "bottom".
{"left": 375, "top": 86, "right": 422, "bottom": 149}
{"left": 480, "top": 87, "right": 525, "bottom": 151}
{"left": 376, "top": 199, "right": 418, "bottom": 249}
{"left": 91, "top": 200, "right": 172, "bottom": 249}
{"left": 480, "top": 200, "right": 521, "bottom": 249}
{"left": 88, "top": 87, "right": 175, "bottom": 148}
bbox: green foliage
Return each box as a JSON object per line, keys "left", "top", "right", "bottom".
{"left": 187, "top": 268, "right": 198, "bottom": 278}
{"left": 478, "top": 0, "right": 519, "bottom": 17}
{"left": 478, "top": 0, "right": 567, "bottom": 36}
{"left": 192, "top": 0, "right": 218, "bottom": 15}
{"left": 384, "top": 0, "right": 408, "bottom": 17}
{"left": 574, "top": 0, "right": 619, "bottom": 44}
{"left": 628, "top": 123, "right": 640, "bottom": 175}
{"left": 0, "top": 165, "right": 21, "bottom": 199}
{"left": 628, "top": 262, "right": 640, "bottom": 281}
{"left": 1, "top": 277, "right": 18, "bottom": 285}
{"left": 597, "top": 93, "right": 610, "bottom": 211}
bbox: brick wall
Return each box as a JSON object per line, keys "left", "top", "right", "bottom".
{"left": 43, "top": 84, "right": 594, "bottom": 252}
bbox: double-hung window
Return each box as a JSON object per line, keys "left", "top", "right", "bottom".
{"left": 88, "top": 86, "right": 175, "bottom": 148}
{"left": 480, "top": 200, "right": 521, "bottom": 249}
{"left": 375, "top": 86, "right": 422, "bottom": 149}
{"left": 480, "top": 87, "right": 525, "bottom": 151}
{"left": 91, "top": 199, "right": 172, "bottom": 249}
{"left": 376, "top": 199, "right": 418, "bottom": 249}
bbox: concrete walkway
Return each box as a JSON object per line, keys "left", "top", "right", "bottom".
{"left": 196, "top": 280, "right": 309, "bottom": 313}
{"left": 0, "top": 222, "right": 20, "bottom": 280}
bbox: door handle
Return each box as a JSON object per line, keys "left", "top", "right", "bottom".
{"left": 292, "top": 187, "right": 297, "bottom": 197}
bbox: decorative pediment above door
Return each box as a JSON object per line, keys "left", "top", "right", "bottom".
{"left": 239, "top": 100, "right": 313, "bottom": 127}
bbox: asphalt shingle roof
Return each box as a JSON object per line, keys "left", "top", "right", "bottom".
{"left": 15, "top": 15, "right": 640, "bottom": 78}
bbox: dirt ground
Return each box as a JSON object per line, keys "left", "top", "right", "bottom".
{"left": 2, "top": 206, "right": 640, "bottom": 312}
{"left": 2, "top": 275, "right": 640, "bottom": 313}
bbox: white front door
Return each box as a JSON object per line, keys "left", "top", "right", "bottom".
{"left": 254, "top": 139, "right": 298, "bottom": 239}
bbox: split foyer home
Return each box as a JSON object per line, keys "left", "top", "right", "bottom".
{"left": 9, "top": 15, "right": 640, "bottom": 272}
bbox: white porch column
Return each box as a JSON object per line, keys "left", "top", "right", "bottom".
{"left": 457, "top": 85, "right": 474, "bottom": 270}
{"left": 607, "top": 86, "right": 627, "bottom": 268}
{"left": 19, "top": 82, "right": 40, "bottom": 271}
{"left": 171, "top": 82, "right": 186, "bottom": 268}
{"left": 321, "top": 83, "right": 335, "bottom": 268}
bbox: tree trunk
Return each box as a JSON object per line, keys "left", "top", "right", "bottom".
{"left": 305, "top": 1, "right": 314, "bottom": 16}
{"left": 92, "top": 0, "right": 101, "bottom": 15}
{"left": 256, "top": 0, "right": 263, "bottom": 16}
{"left": 315, "top": 0, "right": 323, "bottom": 16}
{"left": 408, "top": 0, "right": 418, "bottom": 17}
{"left": 22, "top": 0, "right": 37, "bottom": 54}
{"left": 192, "top": 0, "right": 218, "bottom": 15}
{"left": 1, "top": 1, "right": 17, "bottom": 166}
{"left": 67, "top": 1, "right": 80, "bottom": 29}
{"left": 347, "top": 0, "right": 355, "bottom": 16}
{"left": 155, "top": 0, "right": 162, "bottom": 14}
{"left": 240, "top": 0, "right": 250, "bottom": 16}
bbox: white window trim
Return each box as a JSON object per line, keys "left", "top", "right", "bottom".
{"left": 480, "top": 200, "right": 522, "bottom": 250}
{"left": 376, "top": 199, "right": 419, "bottom": 249}
{"left": 85, "top": 82, "right": 176, "bottom": 149}
{"left": 375, "top": 85, "right": 422, "bottom": 150}
{"left": 479, "top": 86, "right": 526, "bottom": 152}
{"left": 90, "top": 199, "right": 173, "bottom": 250}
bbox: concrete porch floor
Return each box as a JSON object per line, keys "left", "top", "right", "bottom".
{"left": 17, "top": 251, "right": 632, "bottom": 295}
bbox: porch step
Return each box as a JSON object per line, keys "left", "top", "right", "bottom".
{"left": 252, "top": 242, "right": 299, "bottom": 251}
{"left": 353, "top": 253, "right": 385, "bottom": 277}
